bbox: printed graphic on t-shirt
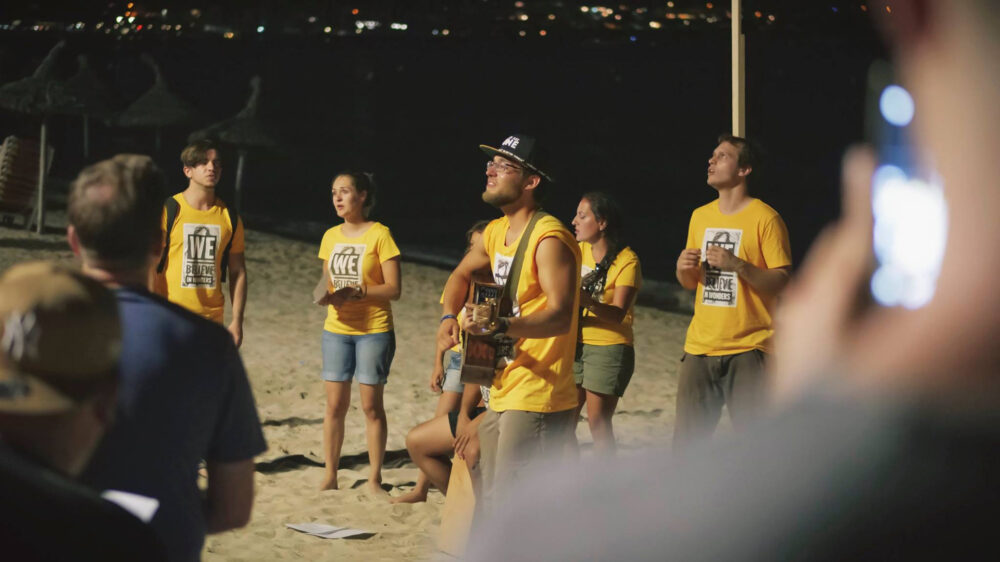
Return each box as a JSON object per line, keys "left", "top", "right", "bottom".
{"left": 701, "top": 228, "right": 742, "bottom": 307}
{"left": 328, "top": 243, "right": 366, "bottom": 290}
{"left": 493, "top": 254, "right": 512, "bottom": 286}
{"left": 492, "top": 253, "right": 519, "bottom": 315}
{"left": 182, "top": 223, "right": 221, "bottom": 288}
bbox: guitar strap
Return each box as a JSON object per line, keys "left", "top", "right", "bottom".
{"left": 500, "top": 209, "right": 549, "bottom": 316}
{"left": 459, "top": 210, "right": 550, "bottom": 387}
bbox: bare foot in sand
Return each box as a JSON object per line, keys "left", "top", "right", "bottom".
{"left": 319, "top": 474, "right": 339, "bottom": 491}
{"left": 365, "top": 478, "right": 389, "bottom": 497}
{"left": 389, "top": 487, "right": 428, "bottom": 504}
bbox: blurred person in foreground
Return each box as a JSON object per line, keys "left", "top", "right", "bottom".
{"left": 0, "top": 262, "right": 166, "bottom": 561}
{"left": 468, "top": 1, "right": 1000, "bottom": 559}
{"left": 70, "top": 155, "right": 267, "bottom": 562}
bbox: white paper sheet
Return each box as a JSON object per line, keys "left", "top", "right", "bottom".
{"left": 286, "top": 522, "right": 371, "bottom": 540}
{"left": 101, "top": 490, "right": 160, "bottom": 523}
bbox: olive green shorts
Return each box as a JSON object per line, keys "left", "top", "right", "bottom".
{"left": 573, "top": 343, "right": 635, "bottom": 397}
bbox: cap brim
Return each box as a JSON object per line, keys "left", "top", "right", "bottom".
{"left": 479, "top": 145, "right": 554, "bottom": 182}
{"left": 0, "top": 369, "right": 76, "bottom": 414}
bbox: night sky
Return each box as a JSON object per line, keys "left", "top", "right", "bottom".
{"left": 0, "top": 1, "right": 885, "bottom": 280}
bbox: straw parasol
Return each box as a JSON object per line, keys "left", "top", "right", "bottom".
{"left": 189, "top": 76, "right": 276, "bottom": 215}
{"left": 0, "top": 41, "right": 74, "bottom": 233}
{"left": 115, "top": 54, "right": 198, "bottom": 153}
{"left": 64, "top": 55, "right": 115, "bottom": 159}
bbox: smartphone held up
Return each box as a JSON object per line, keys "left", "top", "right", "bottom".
{"left": 866, "top": 61, "right": 948, "bottom": 309}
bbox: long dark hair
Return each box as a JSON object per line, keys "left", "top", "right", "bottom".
{"left": 580, "top": 191, "right": 626, "bottom": 300}
{"left": 334, "top": 171, "right": 377, "bottom": 218}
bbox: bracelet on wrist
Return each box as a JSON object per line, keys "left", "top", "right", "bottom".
{"left": 440, "top": 314, "right": 458, "bottom": 323}
{"left": 492, "top": 316, "right": 510, "bottom": 335}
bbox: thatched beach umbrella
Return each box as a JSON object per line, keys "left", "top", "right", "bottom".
{"left": 189, "top": 76, "right": 276, "bottom": 215}
{"left": 0, "top": 41, "right": 73, "bottom": 233}
{"left": 64, "top": 55, "right": 115, "bottom": 159}
{"left": 115, "top": 54, "right": 198, "bottom": 153}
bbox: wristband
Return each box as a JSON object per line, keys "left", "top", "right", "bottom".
{"left": 492, "top": 316, "right": 510, "bottom": 335}
{"left": 440, "top": 314, "right": 458, "bottom": 323}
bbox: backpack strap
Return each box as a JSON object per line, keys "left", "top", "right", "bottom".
{"left": 155, "top": 196, "right": 180, "bottom": 274}
{"left": 219, "top": 205, "right": 240, "bottom": 283}
{"left": 500, "top": 210, "right": 550, "bottom": 314}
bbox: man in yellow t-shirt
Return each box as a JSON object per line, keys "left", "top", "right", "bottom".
{"left": 437, "top": 134, "right": 580, "bottom": 510}
{"left": 674, "top": 135, "right": 792, "bottom": 449}
{"left": 154, "top": 140, "right": 248, "bottom": 348}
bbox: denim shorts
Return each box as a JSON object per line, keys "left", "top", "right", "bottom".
{"left": 441, "top": 349, "right": 464, "bottom": 394}
{"left": 321, "top": 330, "right": 396, "bottom": 385}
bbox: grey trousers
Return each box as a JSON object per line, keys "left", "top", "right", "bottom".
{"left": 673, "top": 349, "right": 768, "bottom": 450}
{"left": 477, "top": 407, "right": 577, "bottom": 512}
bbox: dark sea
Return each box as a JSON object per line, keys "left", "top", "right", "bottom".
{"left": 0, "top": 25, "right": 883, "bottom": 281}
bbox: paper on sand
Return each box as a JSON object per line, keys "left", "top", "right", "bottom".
{"left": 286, "top": 522, "right": 370, "bottom": 539}
{"left": 101, "top": 490, "right": 160, "bottom": 523}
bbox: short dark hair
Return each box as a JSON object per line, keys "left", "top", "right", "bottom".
{"left": 180, "top": 139, "right": 220, "bottom": 168}
{"left": 717, "top": 134, "right": 757, "bottom": 169}
{"left": 334, "top": 171, "right": 377, "bottom": 218}
{"left": 68, "top": 155, "right": 167, "bottom": 268}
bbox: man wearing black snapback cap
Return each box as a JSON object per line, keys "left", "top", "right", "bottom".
{"left": 437, "top": 134, "right": 581, "bottom": 511}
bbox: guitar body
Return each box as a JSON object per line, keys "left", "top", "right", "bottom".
{"left": 459, "top": 280, "right": 509, "bottom": 386}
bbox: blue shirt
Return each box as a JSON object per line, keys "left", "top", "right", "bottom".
{"left": 82, "top": 287, "right": 267, "bottom": 561}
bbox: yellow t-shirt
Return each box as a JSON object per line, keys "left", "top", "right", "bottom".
{"left": 579, "top": 243, "right": 641, "bottom": 346}
{"left": 155, "top": 193, "right": 245, "bottom": 323}
{"left": 683, "top": 198, "right": 792, "bottom": 355}
{"left": 318, "top": 222, "right": 400, "bottom": 335}
{"left": 483, "top": 213, "right": 581, "bottom": 413}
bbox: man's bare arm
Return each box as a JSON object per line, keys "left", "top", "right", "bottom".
{"left": 437, "top": 235, "right": 492, "bottom": 350}
{"left": 227, "top": 253, "right": 248, "bottom": 348}
{"left": 676, "top": 248, "right": 702, "bottom": 290}
{"left": 504, "top": 237, "right": 577, "bottom": 339}
{"left": 204, "top": 459, "right": 255, "bottom": 533}
{"left": 737, "top": 263, "right": 791, "bottom": 297}
{"left": 705, "top": 245, "right": 790, "bottom": 297}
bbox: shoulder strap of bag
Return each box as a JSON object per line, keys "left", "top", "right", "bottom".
{"left": 500, "top": 210, "right": 549, "bottom": 312}
{"left": 155, "top": 196, "right": 181, "bottom": 274}
{"left": 219, "top": 205, "right": 240, "bottom": 283}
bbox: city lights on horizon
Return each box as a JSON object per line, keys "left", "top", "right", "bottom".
{"left": 0, "top": 1, "right": 874, "bottom": 43}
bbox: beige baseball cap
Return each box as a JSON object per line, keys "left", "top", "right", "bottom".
{"left": 0, "top": 262, "right": 121, "bottom": 414}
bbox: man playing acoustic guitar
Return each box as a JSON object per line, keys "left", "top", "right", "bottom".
{"left": 437, "top": 134, "right": 581, "bottom": 511}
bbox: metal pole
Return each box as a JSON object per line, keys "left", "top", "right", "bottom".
{"left": 35, "top": 118, "right": 47, "bottom": 233}
{"left": 235, "top": 149, "right": 246, "bottom": 215}
{"left": 732, "top": 0, "right": 746, "bottom": 136}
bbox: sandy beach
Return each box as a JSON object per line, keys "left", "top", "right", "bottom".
{"left": 0, "top": 216, "right": 693, "bottom": 561}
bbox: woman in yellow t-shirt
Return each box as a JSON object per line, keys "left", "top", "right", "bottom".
{"left": 313, "top": 171, "right": 402, "bottom": 495}
{"left": 392, "top": 220, "right": 491, "bottom": 504}
{"left": 571, "top": 191, "right": 641, "bottom": 455}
